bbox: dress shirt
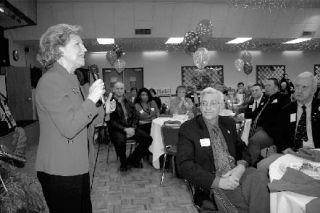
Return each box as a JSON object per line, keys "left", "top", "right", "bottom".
{"left": 297, "top": 101, "right": 314, "bottom": 148}
{"left": 252, "top": 95, "right": 263, "bottom": 112}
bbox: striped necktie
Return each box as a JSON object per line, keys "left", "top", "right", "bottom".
{"left": 294, "top": 105, "right": 308, "bottom": 150}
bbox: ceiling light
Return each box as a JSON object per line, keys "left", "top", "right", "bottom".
{"left": 226, "top": 37, "right": 252, "bottom": 44}
{"left": 165, "top": 37, "right": 184, "bottom": 44}
{"left": 283, "top": 38, "right": 312, "bottom": 44}
{"left": 97, "top": 38, "right": 114, "bottom": 45}
{"left": 0, "top": 7, "right": 4, "bottom": 13}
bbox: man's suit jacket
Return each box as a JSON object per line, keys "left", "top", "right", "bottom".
{"left": 35, "top": 63, "right": 103, "bottom": 176}
{"left": 244, "top": 93, "right": 268, "bottom": 120}
{"left": 176, "top": 115, "right": 251, "bottom": 191}
{"left": 108, "top": 97, "right": 139, "bottom": 133}
{"left": 275, "top": 98, "right": 320, "bottom": 152}
{"left": 255, "top": 92, "right": 290, "bottom": 139}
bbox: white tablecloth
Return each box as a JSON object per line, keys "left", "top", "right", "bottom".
{"left": 269, "top": 154, "right": 319, "bottom": 213}
{"left": 149, "top": 117, "right": 186, "bottom": 169}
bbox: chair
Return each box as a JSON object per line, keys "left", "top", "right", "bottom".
{"left": 160, "top": 120, "right": 181, "bottom": 185}
{"left": 185, "top": 179, "right": 238, "bottom": 213}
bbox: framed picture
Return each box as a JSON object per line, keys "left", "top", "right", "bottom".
{"left": 256, "top": 65, "right": 286, "bottom": 85}
{"left": 181, "top": 65, "right": 224, "bottom": 90}
{"left": 314, "top": 64, "right": 320, "bottom": 82}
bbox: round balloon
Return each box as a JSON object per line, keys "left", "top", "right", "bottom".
{"left": 241, "top": 51, "right": 252, "bottom": 63}
{"left": 193, "top": 48, "right": 209, "bottom": 69}
{"left": 114, "top": 59, "right": 126, "bottom": 73}
{"left": 196, "top": 19, "right": 213, "bottom": 43}
{"left": 234, "top": 58, "right": 244, "bottom": 72}
{"left": 243, "top": 62, "right": 253, "bottom": 75}
{"left": 106, "top": 50, "right": 117, "bottom": 66}
{"left": 112, "top": 44, "right": 124, "bottom": 59}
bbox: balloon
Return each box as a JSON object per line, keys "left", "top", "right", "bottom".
{"left": 193, "top": 48, "right": 209, "bottom": 69}
{"left": 184, "top": 31, "right": 201, "bottom": 53}
{"left": 241, "top": 51, "right": 252, "bottom": 63}
{"left": 114, "top": 59, "right": 126, "bottom": 73}
{"left": 244, "top": 62, "right": 253, "bottom": 75}
{"left": 112, "top": 44, "right": 124, "bottom": 59}
{"left": 196, "top": 19, "right": 213, "bottom": 43}
{"left": 234, "top": 58, "right": 244, "bottom": 72}
{"left": 106, "top": 50, "right": 117, "bottom": 66}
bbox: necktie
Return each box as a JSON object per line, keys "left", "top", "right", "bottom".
{"left": 252, "top": 100, "right": 258, "bottom": 111}
{"left": 294, "top": 105, "right": 308, "bottom": 150}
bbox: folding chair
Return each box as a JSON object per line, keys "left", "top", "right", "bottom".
{"left": 160, "top": 120, "right": 181, "bottom": 185}
{"left": 185, "top": 179, "right": 238, "bottom": 213}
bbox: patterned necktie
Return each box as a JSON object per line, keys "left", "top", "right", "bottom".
{"left": 294, "top": 105, "right": 308, "bottom": 150}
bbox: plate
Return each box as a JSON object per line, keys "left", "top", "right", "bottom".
{"left": 279, "top": 162, "right": 320, "bottom": 179}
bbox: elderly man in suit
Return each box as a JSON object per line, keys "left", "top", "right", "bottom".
{"left": 258, "top": 72, "right": 320, "bottom": 173}
{"left": 177, "top": 87, "right": 270, "bottom": 213}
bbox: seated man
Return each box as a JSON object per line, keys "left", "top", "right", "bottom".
{"left": 176, "top": 87, "right": 270, "bottom": 213}
{"left": 258, "top": 72, "right": 320, "bottom": 173}
{"left": 248, "top": 78, "right": 290, "bottom": 165}
{"left": 244, "top": 83, "right": 268, "bottom": 120}
{"left": 108, "top": 82, "right": 152, "bottom": 171}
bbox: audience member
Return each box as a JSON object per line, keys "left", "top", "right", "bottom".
{"left": 128, "top": 87, "right": 138, "bottom": 103}
{"left": 169, "top": 85, "right": 193, "bottom": 115}
{"left": 244, "top": 83, "right": 268, "bottom": 120}
{"left": 35, "top": 24, "right": 115, "bottom": 213}
{"left": 236, "top": 82, "right": 244, "bottom": 94}
{"left": 135, "top": 88, "right": 159, "bottom": 134}
{"left": 248, "top": 78, "right": 290, "bottom": 165}
{"left": 108, "top": 82, "right": 152, "bottom": 171}
{"left": 186, "top": 85, "right": 200, "bottom": 107}
{"left": 258, "top": 72, "right": 320, "bottom": 173}
{"left": 176, "top": 87, "right": 269, "bottom": 213}
{"left": 149, "top": 88, "right": 162, "bottom": 110}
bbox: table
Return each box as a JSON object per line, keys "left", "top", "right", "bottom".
{"left": 269, "top": 154, "right": 320, "bottom": 213}
{"left": 149, "top": 117, "right": 186, "bottom": 169}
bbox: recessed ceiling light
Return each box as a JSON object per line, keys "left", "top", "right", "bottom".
{"left": 97, "top": 38, "right": 114, "bottom": 45}
{"left": 226, "top": 37, "right": 252, "bottom": 44}
{"left": 165, "top": 37, "right": 184, "bottom": 44}
{"left": 0, "top": 7, "right": 4, "bottom": 13}
{"left": 283, "top": 38, "right": 312, "bottom": 44}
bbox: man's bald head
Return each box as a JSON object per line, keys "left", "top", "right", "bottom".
{"left": 294, "top": 71, "right": 317, "bottom": 104}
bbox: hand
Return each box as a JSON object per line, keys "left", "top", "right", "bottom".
{"left": 229, "top": 165, "right": 246, "bottom": 180}
{"left": 104, "top": 93, "right": 116, "bottom": 113}
{"left": 124, "top": 128, "right": 135, "bottom": 138}
{"left": 218, "top": 175, "right": 239, "bottom": 190}
{"left": 282, "top": 148, "right": 294, "bottom": 154}
{"left": 88, "top": 79, "right": 105, "bottom": 104}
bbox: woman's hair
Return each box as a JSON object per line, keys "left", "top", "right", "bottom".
{"left": 149, "top": 88, "right": 156, "bottom": 95}
{"left": 37, "top": 24, "right": 82, "bottom": 70}
{"left": 135, "top": 88, "right": 152, "bottom": 104}
{"left": 176, "top": 85, "right": 186, "bottom": 94}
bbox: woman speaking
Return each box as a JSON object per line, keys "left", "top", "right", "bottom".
{"left": 35, "top": 24, "right": 114, "bottom": 213}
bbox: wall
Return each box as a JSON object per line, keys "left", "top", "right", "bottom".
{"left": 86, "top": 50, "right": 320, "bottom": 92}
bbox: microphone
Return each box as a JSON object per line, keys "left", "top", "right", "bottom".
{"left": 91, "top": 72, "right": 105, "bottom": 107}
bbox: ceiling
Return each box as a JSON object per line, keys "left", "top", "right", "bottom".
{"left": 5, "top": 0, "right": 320, "bottom": 52}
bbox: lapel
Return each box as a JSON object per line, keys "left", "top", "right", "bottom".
{"left": 219, "top": 117, "right": 236, "bottom": 157}
{"left": 287, "top": 101, "right": 298, "bottom": 135}
{"left": 311, "top": 99, "right": 320, "bottom": 146}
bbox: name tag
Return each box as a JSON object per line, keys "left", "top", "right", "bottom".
{"left": 200, "top": 138, "right": 210, "bottom": 147}
{"left": 272, "top": 99, "right": 278, "bottom": 104}
{"left": 290, "top": 113, "right": 296, "bottom": 122}
{"left": 139, "top": 109, "right": 144, "bottom": 114}
{"left": 151, "top": 108, "right": 155, "bottom": 111}
{"left": 249, "top": 105, "right": 253, "bottom": 108}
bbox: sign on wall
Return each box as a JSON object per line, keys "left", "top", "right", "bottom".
{"left": 314, "top": 64, "right": 320, "bottom": 82}
{"left": 181, "top": 65, "right": 224, "bottom": 90}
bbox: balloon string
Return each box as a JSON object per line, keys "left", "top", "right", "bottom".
{"left": 0, "top": 174, "right": 8, "bottom": 192}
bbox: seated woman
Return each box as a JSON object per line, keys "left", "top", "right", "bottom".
{"left": 169, "top": 85, "right": 194, "bottom": 115}
{"left": 134, "top": 88, "right": 159, "bottom": 134}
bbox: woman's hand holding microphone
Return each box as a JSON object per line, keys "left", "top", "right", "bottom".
{"left": 87, "top": 79, "right": 116, "bottom": 113}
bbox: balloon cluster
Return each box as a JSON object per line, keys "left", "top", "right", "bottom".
{"left": 234, "top": 51, "right": 253, "bottom": 75}
{"left": 106, "top": 44, "right": 126, "bottom": 73}
{"left": 184, "top": 19, "right": 214, "bottom": 54}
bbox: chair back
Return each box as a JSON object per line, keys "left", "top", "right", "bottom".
{"left": 161, "top": 121, "right": 181, "bottom": 147}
